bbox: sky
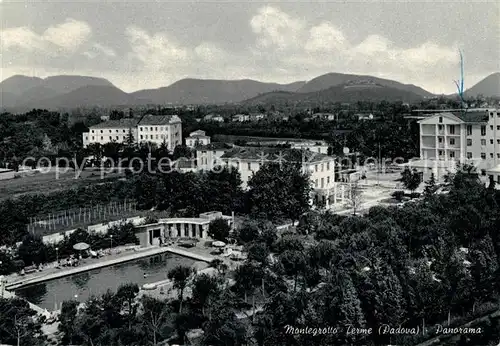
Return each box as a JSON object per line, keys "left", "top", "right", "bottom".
{"left": 1, "top": 0, "right": 499, "bottom": 94}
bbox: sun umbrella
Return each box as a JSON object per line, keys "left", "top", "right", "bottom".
{"left": 212, "top": 241, "right": 226, "bottom": 248}
{"left": 73, "top": 242, "right": 90, "bottom": 251}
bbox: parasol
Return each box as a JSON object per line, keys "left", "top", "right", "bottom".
{"left": 212, "top": 241, "right": 226, "bottom": 248}
{"left": 73, "top": 242, "right": 90, "bottom": 251}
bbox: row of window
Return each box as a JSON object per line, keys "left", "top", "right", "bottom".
{"left": 139, "top": 126, "right": 167, "bottom": 132}
{"left": 467, "top": 139, "right": 500, "bottom": 146}
{"left": 436, "top": 150, "right": 500, "bottom": 160}
{"left": 436, "top": 124, "right": 498, "bottom": 137}
{"left": 140, "top": 134, "right": 168, "bottom": 140}
{"left": 314, "top": 177, "right": 331, "bottom": 188}
{"left": 91, "top": 129, "right": 128, "bottom": 134}
{"left": 87, "top": 136, "right": 126, "bottom": 141}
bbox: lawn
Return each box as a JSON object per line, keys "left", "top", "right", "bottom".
{"left": 0, "top": 167, "right": 124, "bottom": 201}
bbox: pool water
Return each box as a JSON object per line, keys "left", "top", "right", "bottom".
{"left": 15, "top": 253, "right": 201, "bottom": 311}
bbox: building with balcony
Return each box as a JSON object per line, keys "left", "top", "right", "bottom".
{"left": 185, "top": 130, "right": 211, "bottom": 148}
{"left": 220, "top": 147, "right": 343, "bottom": 208}
{"left": 417, "top": 108, "right": 499, "bottom": 180}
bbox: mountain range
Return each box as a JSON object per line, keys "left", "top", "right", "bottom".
{"left": 1, "top": 72, "right": 498, "bottom": 110}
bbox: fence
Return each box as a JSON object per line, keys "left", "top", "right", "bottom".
{"left": 27, "top": 199, "right": 138, "bottom": 235}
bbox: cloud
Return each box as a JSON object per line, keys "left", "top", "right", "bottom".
{"left": 125, "top": 26, "right": 188, "bottom": 72}
{"left": 250, "top": 5, "right": 305, "bottom": 51}
{"left": 42, "top": 19, "right": 92, "bottom": 51}
{"left": 1, "top": 18, "right": 92, "bottom": 53}
{"left": 249, "top": 6, "right": 461, "bottom": 93}
{"left": 84, "top": 43, "right": 116, "bottom": 59}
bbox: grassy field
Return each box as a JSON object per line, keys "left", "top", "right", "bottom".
{"left": 0, "top": 168, "right": 124, "bottom": 201}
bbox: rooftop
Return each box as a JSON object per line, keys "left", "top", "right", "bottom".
{"left": 89, "top": 118, "right": 138, "bottom": 129}
{"left": 451, "top": 109, "right": 490, "bottom": 123}
{"left": 138, "top": 114, "right": 181, "bottom": 126}
{"left": 195, "top": 142, "right": 233, "bottom": 151}
{"left": 220, "top": 146, "right": 331, "bottom": 163}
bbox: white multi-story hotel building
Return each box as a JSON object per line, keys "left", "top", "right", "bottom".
{"left": 83, "top": 114, "right": 182, "bottom": 150}
{"left": 83, "top": 119, "right": 138, "bottom": 147}
{"left": 137, "top": 115, "right": 182, "bottom": 149}
{"left": 416, "top": 108, "right": 500, "bottom": 180}
{"left": 220, "top": 147, "right": 346, "bottom": 208}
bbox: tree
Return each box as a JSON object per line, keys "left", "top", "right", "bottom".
{"left": 247, "top": 160, "right": 312, "bottom": 223}
{"left": 167, "top": 265, "right": 194, "bottom": 314}
{"left": 17, "top": 234, "right": 46, "bottom": 265}
{"left": 140, "top": 296, "right": 172, "bottom": 345}
{"left": 347, "top": 180, "right": 364, "bottom": 215}
{"left": 0, "top": 298, "right": 46, "bottom": 346}
{"left": 424, "top": 173, "right": 438, "bottom": 197}
{"left": 208, "top": 218, "right": 231, "bottom": 242}
{"left": 58, "top": 300, "right": 80, "bottom": 344}
{"left": 191, "top": 273, "right": 223, "bottom": 318}
{"left": 399, "top": 167, "right": 422, "bottom": 196}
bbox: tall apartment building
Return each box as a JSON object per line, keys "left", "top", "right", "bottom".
{"left": 417, "top": 108, "right": 499, "bottom": 179}
{"left": 83, "top": 114, "right": 182, "bottom": 149}
{"left": 220, "top": 147, "right": 343, "bottom": 208}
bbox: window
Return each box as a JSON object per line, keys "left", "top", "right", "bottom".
{"left": 315, "top": 165, "right": 318, "bottom": 172}
{"left": 116, "top": 136, "right": 119, "bottom": 140}
{"left": 467, "top": 139, "right": 472, "bottom": 146}
{"left": 450, "top": 152, "right": 455, "bottom": 158}
{"left": 490, "top": 153, "right": 494, "bottom": 158}
{"left": 140, "top": 135, "right": 143, "bottom": 139}
{"left": 481, "top": 126, "right": 486, "bottom": 136}
{"left": 327, "top": 176, "right": 330, "bottom": 184}
{"left": 438, "top": 125, "right": 443, "bottom": 131}
{"left": 439, "top": 137, "right": 443, "bottom": 143}
{"left": 450, "top": 138, "right": 455, "bottom": 145}
{"left": 439, "top": 116, "right": 443, "bottom": 123}
{"left": 327, "top": 162, "right": 330, "bottom": 170}
{"left": 85, "top": 136, "right": 88, "bottom": 140}
{"left": 100, "top": 136, "right": 103, "bottom": 140}
{"left": 155, "top": 127, "right": 158, "bottom": 131}
{"left": 91, "top": 130, "right": 95, "bottom": 133}
{"left": 92, "top": 136, "right": 94, "bottom": 140}
{"left": 321, "top": 164, "right": 324, "bottom": 171}
{"left": 491, "top": 125, "right": 494, "bottom": 130}
{"left": 481, "top": 153, "right": 486, "bottom": 159}
{"left": 321, "top": 178, "right": 324, "bottom": 188}
{"left": 140, "top": 127, "right": 142, "bottom": 131}
{"left": 109, "top": 130, "right": 112, "bottom": 133}
{"left": 161, "top": 135, "right": 164, "bottom": 139}
{"left": 116, "top": 129, "right": 119, "bottom": 133}
{"left": 439, "top": 150, "right": 443, "bottom": 156}
{"left": 150, "top": 127, "right": 153, "bottom": 131}
{"left": 247, "top": 163, "right": 251, "bottom": 170}
{"left": 466, "top": 125, "right": 472, "bottom": 135}
{"left": 481, "top": 139, "right": 486, "bottom": 146}
{"left": 100, "top": 130, "right": 103, "bottom": 133}
{"left": 156, "top": 135, "right": 159, "bottom": 140}
{"left": 467, "top": 152, "right": 472, "bottom": 159}
{"left": 491, "top": 139, "right": 494, "bottom": 144}
{"left": 315, "top": 179, "right": 318, "bottom": 187}
{"left": 449, "top": 125, "right": 455, "bottom": 134}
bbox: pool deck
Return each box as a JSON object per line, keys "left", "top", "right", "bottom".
{"left": 6, "top": 245, "right": 215, "bottom": 291}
